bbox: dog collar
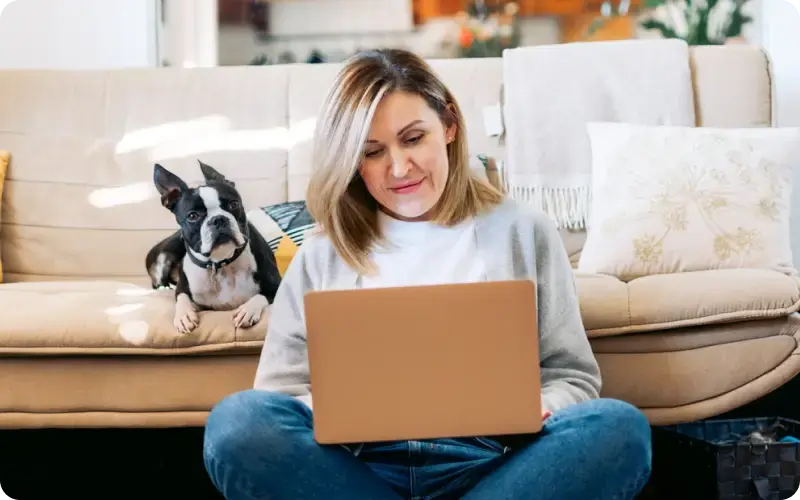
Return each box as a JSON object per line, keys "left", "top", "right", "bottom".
{"left": 186, "top": 238, "right": 249, "bottom": 272}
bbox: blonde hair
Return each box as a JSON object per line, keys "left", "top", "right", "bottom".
{"left": 306, "top": 49, "right": 504, "bottom": 273}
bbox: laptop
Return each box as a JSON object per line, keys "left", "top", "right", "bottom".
{"left": 304, "top": 279, "right": 542, "bottom": 445}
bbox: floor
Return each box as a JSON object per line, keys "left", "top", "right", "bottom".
{"left": 2, "top": 375, "right": 799, "bottom": 499}
{"left": 0, "top": 426, "right": 221, "bottom": 500}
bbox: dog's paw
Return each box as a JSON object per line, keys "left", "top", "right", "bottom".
{"left": 233, "top": 295, "right": 268, "bottom": 329}
{"left": 174, "top": 310, "right": 198, "bottom": 334}
{"left": 174, "top": 293, "right": 198, "bottom": 334}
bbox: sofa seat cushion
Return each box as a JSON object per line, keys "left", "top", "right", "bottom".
{"left": 578, "top": 268, "right": 800, "bottom": 337}
{"left": 2, "top": 268, "right": 797, "bottom": 354}
{"left": 0, "top": 353, "right": 259, "bottom": 429}
{"left": 590, "top": 314, "right": 800, "bottom": 424}
{"left": 0, "top": 281, "right": 267, "bottom": 355}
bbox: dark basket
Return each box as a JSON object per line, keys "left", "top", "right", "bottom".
{"left": 649, "top": 417, "right": 800, "bottom": 500}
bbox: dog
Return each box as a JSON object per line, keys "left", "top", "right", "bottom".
{"left": 146, "top": 161, "right": 281, "bottom": 334}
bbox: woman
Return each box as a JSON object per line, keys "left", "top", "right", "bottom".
{"left": 203, "top": 48, "right": 652, "bottom": 499}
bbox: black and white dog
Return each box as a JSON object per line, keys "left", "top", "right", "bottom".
{"left": 146, "top": 161, "right": 281, "bottom": 334}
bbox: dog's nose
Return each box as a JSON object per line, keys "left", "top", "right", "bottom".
{"left": 209, "top": 215, "right": 229, "bottom": 228}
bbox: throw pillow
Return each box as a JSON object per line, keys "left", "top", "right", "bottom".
{"left": 0, "top": 151, "right": 9, "bottom": 283}
{"left": 247, "top": 201, "right": 317, "bottom": 277}
{"left": 578, "top": 123, "right": 800, "bottom": 281}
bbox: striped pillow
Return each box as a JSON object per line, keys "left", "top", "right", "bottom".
{"left": 247, "top": 201, "right": 317, "bottom": 276}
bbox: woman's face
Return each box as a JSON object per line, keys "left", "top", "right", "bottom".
{"left": 358, "top": 91, "right": 455, "bottom": 222}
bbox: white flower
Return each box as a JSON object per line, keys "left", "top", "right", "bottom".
{"left": 707, "top": 0, "right": 736, "bottom": 42}
{"left": 650, "top": 0, "right": 692, "bottom": 38}
{"left": 666, "top": 0, "right": 690, "bottom": 38}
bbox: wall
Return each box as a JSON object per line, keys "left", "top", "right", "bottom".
{"left": 757, "top": 0, "right": 800, "bottom": 266}
{"left": 163, "top": 0, "right": 217, "bottom": 67}
{"left": 760, "top": 0, "right": 800, "bottom": 128}
{"left": 0, "top": 0, "right": 158, "bottom": 69}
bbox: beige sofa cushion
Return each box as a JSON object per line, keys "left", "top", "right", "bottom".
{"left": 578, "top": 268, "right": 800, "bottom": 336}
{"left": 0, "top": 354, "right": 259, "bottom": 429}
{"left": 0, "top": 67, "right": 292, "bottom": 285}
{"left": 0, "top": 281, "right": 266, "bottom": 355}
{"left": 1, "top": 267, "right": 797, "bottom": 355}
{"left": 579, "top": 123, "right": 799, "bottom": 281}
{"left": 593, "top": 316, "right": 800, "bottom": 411}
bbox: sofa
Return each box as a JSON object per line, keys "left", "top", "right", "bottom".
{"left": 0, "top": 43, "right": 798, "bottom": 433}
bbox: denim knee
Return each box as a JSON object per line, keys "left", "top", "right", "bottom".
{"left": 203, "top": 389, "right": 310, "bottom": 469}
{"left": 588, "top": 399, "right": 653, "bottom": 478}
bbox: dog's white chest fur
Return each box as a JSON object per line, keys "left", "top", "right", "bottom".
{"left": 183, "top": 249, "right": 259, "bottom": 311}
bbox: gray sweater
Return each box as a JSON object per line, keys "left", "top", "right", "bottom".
{"left": 253, "top": 199, "right": 602, "bottom": 414}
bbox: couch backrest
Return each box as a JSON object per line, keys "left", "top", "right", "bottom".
{"left": 0, "top": 45, "right": 772, "bottom": 286}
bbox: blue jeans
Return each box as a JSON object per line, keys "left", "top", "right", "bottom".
{"left": 203, "top": 390, "right": 652, "bottom": 499}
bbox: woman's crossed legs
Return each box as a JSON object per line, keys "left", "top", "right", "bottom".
{"left": 203, "top": 390, "right": 651, "bottom": 500}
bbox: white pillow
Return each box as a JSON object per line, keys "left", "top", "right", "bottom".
{"left": 578, "top": 122, "right": 800, "bottom": 281}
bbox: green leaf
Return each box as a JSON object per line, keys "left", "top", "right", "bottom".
{"left": 637, "top": 0, "right": 754, "bottom": 44}
{"left": 694, "top": 4, "right": 712, "bottom": 44}
{"left": 640, "top": 19, "right": 681, "bottom": 39}
{"left": 726, "top": 10, "right": 754, "bottom": 38}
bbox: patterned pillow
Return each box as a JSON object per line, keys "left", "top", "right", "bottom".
{"left": 247, "top": 201, "right": 317, "bottom": 276}
{"left": 578, "top": 123, "right": 800, "bottom": 281}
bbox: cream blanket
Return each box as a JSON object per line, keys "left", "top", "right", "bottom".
{"left": 501, "top": 39, "right": 696, "bottom": 229}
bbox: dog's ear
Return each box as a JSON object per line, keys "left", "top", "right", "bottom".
{"left": 153, "top": 163, "right": 189, "bottom": 211}
{"left": 198, "top": 160, "right": 235, "bottom": 187}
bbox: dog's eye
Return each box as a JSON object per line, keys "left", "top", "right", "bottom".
{"left": 187, "top": 212, "right": 200, "bottom": 222}
{"left": 229, "top": 200, "right": 240, "bottom": 210}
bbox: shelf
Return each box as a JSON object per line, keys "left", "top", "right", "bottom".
{"left": 412, "top": 0, "right": 643, "bottom": 21}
